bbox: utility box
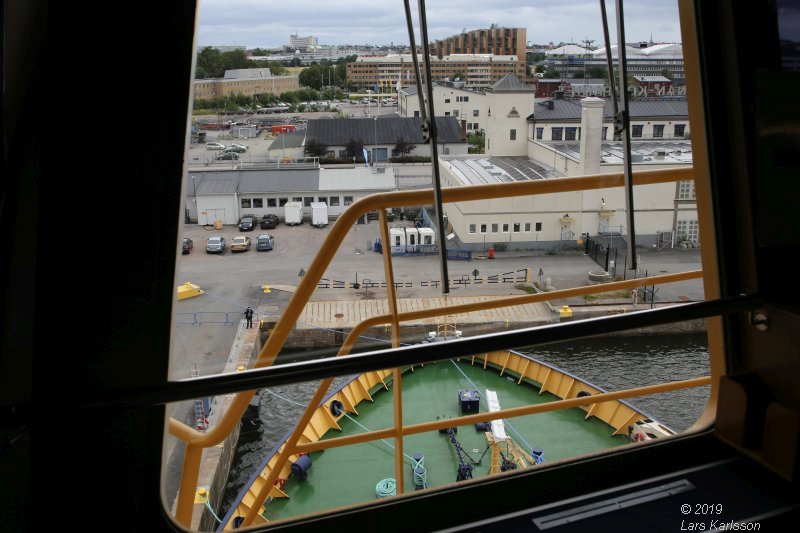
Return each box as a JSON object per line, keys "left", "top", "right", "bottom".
{"left": 311, "top": 202, "right": 328, "bottom": 228}
{"left": 418, "top": 227, "right": 435, "bottom": 245}
{"left": 284, "top": 202, "right": 303, "bottom": 225}
{"left": 389, "top": 227, "right": 406, "bottom": 254}
{"left": 405, "top": 227, "right": 419, "bottom": 252}
{"left": 459, "top": 389, "right": 480, "bottom": 414}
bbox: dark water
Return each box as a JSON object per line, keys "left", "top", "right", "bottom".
{"left": 220, "top": 334, "right": 709, "bottom": 516}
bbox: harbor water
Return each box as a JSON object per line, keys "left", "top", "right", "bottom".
{"left": 220, "top": 333, "right": 709, "bottom": 514}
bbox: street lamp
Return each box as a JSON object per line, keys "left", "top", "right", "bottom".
{"left": 373, "top": 116, "right": 378, "bottom": 166}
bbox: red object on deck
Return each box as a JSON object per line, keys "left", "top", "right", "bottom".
{"left": 271, "top": 124, "right": 297, "bottom": 134}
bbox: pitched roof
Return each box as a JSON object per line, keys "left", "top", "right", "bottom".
{"left": 305, "top": 116, "right": 465, "bottom": 146}
{"left": 489, "top": 75, "right": 534, "bottom": 92}
{"left": 268, "top": 131, "right": 305, "bottom": 150}
{"left": 529, "top": 98, "right": 688, "bottom": 122}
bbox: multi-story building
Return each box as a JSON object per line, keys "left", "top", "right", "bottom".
{"left": 347, "top": 54, "right": 528, "bottom": 92}
{"left": 397, "top": 83, "right": 488, "bottom": 134}
{"left": 289, "top": 34, "right": 318, "bottom": 51}
{"left": 431, "top": 27, "right": 526, "bottom": 60}
{"left": 193, "top": 68, "right": 300, "bottom": 102}
{"left": 545, "top": 43, "right": 685, "bottom": 83}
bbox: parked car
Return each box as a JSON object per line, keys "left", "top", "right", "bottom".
{"left": 260, "top": 214, "right": 279, "bottom": 229}
{"left": 229, "top": 142, "right": 249, "bottom": 150}
{"left": 230, "top": 235, "right": 252, "bottom": 253}
{"left": 255, "top": 234, "right": 274, "bottom": 251}
{"left": 181, "top": 237, "right": 193, "bottom": 254}
{"left": 223, "top": 144, "right": 247, "bottom": 153}
{"left": 238, "top": 214, "right": 257, "bottom": 231}
{"left": 206, "top": 142, "right": 225, "bottom": 150}
{"left": 206, "top": 236, "right": 225, "bottom": 254}
{"left": 216, "top": 151, "right": 239, "bottom": 160}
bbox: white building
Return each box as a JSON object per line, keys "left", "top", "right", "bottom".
{"left": 438, "top": 93, "right": 697, "bottom": 250}
{"left": 186, "top": 166, "right": 396, "bottom": 225}
{"left": 289, "top": 34, "right": 318, "bottom": 51}
{"left": 397, "top": 84, "right": 488, "bottom": 134}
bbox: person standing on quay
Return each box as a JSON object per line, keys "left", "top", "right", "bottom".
{"left": 244, "top": 307, "right": 254, "bottom": 328}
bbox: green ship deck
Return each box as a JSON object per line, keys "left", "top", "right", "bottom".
{"left": 263, "top": 359, "right": 629, "bottom": 522}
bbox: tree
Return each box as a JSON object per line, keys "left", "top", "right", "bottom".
{"left": 289, "top": 57, "right": 302, "bottom": 67}
{"left": 299, "top": 65, "right": 323, "bottom": 89}
{"left": 543, "top": 69, "right": 561, "bottom": 79}
{"left": 661, "top": 68, "right": 674, "bottom": 80}
{"left": 345, "top": 138, "right": 365, "bottom": 160}
{"left": 304, "top": 138, "right": 329, "bottom": 158}
{"left": 587, "top": 66, "right": 608, "bottom": 79}
{"left": 249, "top": 48, "right": 268, "bottom": 56}
{"left": 393, "top": 138, "right": 416, "bottom": 157}
{"left": 534, "top": 64, "right": 546, "bottom": 74}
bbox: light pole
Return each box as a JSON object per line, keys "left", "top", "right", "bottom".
{"left": 366, "top": 89, "right": 372, "bottom": 117}
{"left": 373, "top": 116, "right": 378, "bottom": 166}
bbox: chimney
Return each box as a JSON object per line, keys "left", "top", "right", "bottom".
{"left": 578, "top": 97, "right": 605, "bottom": 176}
{"left": 460, "top": 119, "right": 467, "bottom": 140}
{"left": 554, "top": 90, "right": 564, "bottom": 100}
{"left": 546, "top": 100, "right": 554, "bottom": 110}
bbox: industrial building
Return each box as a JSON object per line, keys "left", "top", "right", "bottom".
{"left": 193, "top": 68, "right": 300, "bottom": 102}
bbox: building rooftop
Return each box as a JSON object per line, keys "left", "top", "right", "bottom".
{"left": 306, "top": 116, "right": 465, "bottom": 146}
{"left": 319, "top": 167, "right": 396, "bottom": 191}
{"left": 490, "top": 75, "right": 534, "bottom": 92}
{"left": 268, "top": 132, "right": 306, "bottom": 150}
{"left": 445, "top": 156, "right": 560, "bottom": 186}
{"left": 541, "top": 140, "right": 694, "bottom": 165}
{"left": 530, "top": 98, "right": 688, "bottom": 122}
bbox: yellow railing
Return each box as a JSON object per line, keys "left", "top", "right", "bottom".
{"left": 169, "top": 167, "right": 706, "bottom": 528}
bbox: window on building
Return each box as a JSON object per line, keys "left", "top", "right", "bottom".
{"left": 329, "top": 196, "right": 340, "bottom": 206}
{"left": 552, "top": 127, "right": 563, "bottom": 140}
{"left": 513, "top": 223, "right": 520, "bottom": 232}
{"left": 304, "top": 197, "right": 313, "bottom": 207}
{"left": 472, "top": 123, "right": 479, "bottom": 130}
{"left": 676, "top": 219, "right": 699, "bottom": 243}
{"left": 502, "top": 223, "right": 509, "bottom": 233}
{"left": 678, "top": 180, "right": 696, "bottom": 200}
{"left": 565, "top": 127, "right": 577, "bottom": 140}
{"left": 317, "top": 197, "right": 327, "bottom": 204}
{"left": 491, "top": 223, "right": 498, "bottom": 233}
{"left": 632, "top": 125, "right": 643, "bottom": 138}
{"left": 535, "top": 222, "right": 542, "bottom": 231}
{"left": 344, "top": 196, "right": 354, "bottom": 206}
{"left": 279, "top": 197, "right": 288, "bottom": 206}
{"left": 536, "top": 127, "right": 543, "bottom": 140}
{"left": 469, "top": 224, "right": 476, "bottom": 234}
{"left": 241, "top": 198, "right": 252, "bottom": 208}
{"left": 524, "top": 222, "right": 531, "bottom": 232}
{"left": 414, "top": 111, "right": 420, "bottom": 117}
{"left": 602, "top": 127, "right": 608, "bottom": 140}
{"left": 653, "top": 124, "right": 664, "bottom": 138}
{"left": 510, "top": 129, "right": 516, "bottom": 141}
{"left": 339, "top": 150, "right": 347, "bottom": 158}
{"left": 674, "top": 124, "right": 686, "bottom": 137}
{"left": 292, "top": 197, "right": 302, "bottom": 202}
{"left": 473, "top": 109, "right": 479, "bottom": 116}
{"left": 453, "top": 110, "right": 459, "bottom": 117}
{"left": 480, "top": 224, "right": 487, "bottom": 233}
{"left": 252, "top": 198, "right": 263, "bottom": 208}
{"left": 267, "top": 198, "right": 277, "bottom": 207}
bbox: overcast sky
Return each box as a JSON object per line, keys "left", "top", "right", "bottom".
{"left": 197, "top": 0, "right": 682, "bottom": 49}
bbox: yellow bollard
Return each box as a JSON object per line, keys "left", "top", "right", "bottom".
{"left": 559, "top": 305, "right": 573, "bottom": 318}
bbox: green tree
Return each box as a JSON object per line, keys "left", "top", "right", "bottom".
{"left": 299, "top": 65, "right": 323, "bottom": 89}
{"left": 661, "top": 68, "right": 674, "bottom": 80}
{"left": 221, "top": 49, "right": 250, "bottom": 71}
{"left": 345, "top": 138, "right": 365, "bottom": 160}
{"left": 467, "top": 133, "right": 485, "bottom": 154}
{"left": 249, "top": 48, "right": 268, "bottom": 56}
{"left": 304, "top": 139, "right": 329, "bottom": 157}
{"left": 289, "top": 57, "right": 302, "bottom": 67}
{"left": 196, "top": 47, "right": 225, "bottom": 78}
{"left": 587, "top": 66, "right": 608, "bottom": 79}
{"left": 543, "top": 69, "right": 561, "bottom": 79}
{"left": 393, "top": 138, "right": 416, "bottom": 156}
{"left": 534, "top": 64, "right": 546, "bottom": 74}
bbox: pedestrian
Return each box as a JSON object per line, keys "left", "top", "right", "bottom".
{"left": 244, "top": 307, "right": 254, "bottom": 328}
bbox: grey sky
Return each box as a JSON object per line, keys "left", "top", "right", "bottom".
{"left": 197, "top": 0, "right": 682, "bottom": 49}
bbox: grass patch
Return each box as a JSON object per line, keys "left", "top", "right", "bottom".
{"left": 582, "top": 289, "right": 632, "bottom": 302}
{"left": 515, "top": 283, "right": 540, "bottom": 294}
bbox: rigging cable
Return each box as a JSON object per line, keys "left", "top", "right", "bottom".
{"left": 403, "top": 0, "right": 450, "bottom": 295}
{"left": 599, "top": 0, "right": 637, "bottom": 269}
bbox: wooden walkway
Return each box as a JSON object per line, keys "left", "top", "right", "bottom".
{"left": 296, "top": 296, "right": 553, "bottom": 330}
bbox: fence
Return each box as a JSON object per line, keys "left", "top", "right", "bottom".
{"left": 174, "top": 311, "right": 258, "bottom": 326}
{"left": 586, "top": 236, "right": 627, "bottom": 278}
{"left": 318, "top": 269, "right": 529, "bottom": 290}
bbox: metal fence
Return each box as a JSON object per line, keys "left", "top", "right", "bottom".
{"left": 586, "top": 236, "right": 628, "bottom": 278}
{"left": 174, "top": 312, "right": 258, "bottom": 326}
